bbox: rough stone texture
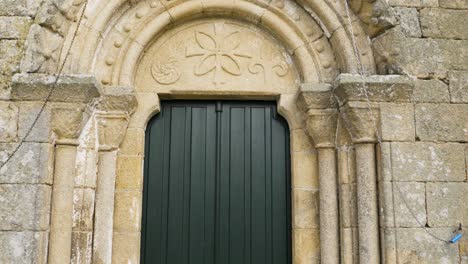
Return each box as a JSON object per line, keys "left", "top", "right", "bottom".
{"left": 391, "top": 142, "right": 466, "bottom": 182}
{"left": 415, "top": 104, "right": 468, "bottom": 142}
{"left": 380, "top": 103, "right": 415, "bottom": 141}
{"left": 382, "top": 182, "right": 426, "bottom": 227}
{"left": 439, "top": 0, "right": 468, "bottom": 9}
{"left": 0, "top": 231, "right": 48, "bottom": 264}
{"left": 17, "top": 101, "right": 51, "bottom": 143}
{"left": 335, "top": 74, "right": 414, "bottom": 104}
{"left": 413, "top": 79, "right": 450, "bottom": 103}
{"left": 0, "top": 0, "right": 42, "bottom": 16}
{"left": 373, "top": 27, "right": 468, "bottom": 78}
{"left": 20, "top": 24, "right": 63, "bottom": 74}
{"left": 115, "top": 155, "right": 143, "bottom": 190}
{"left": 113, "top": 190, "right": 142, "bottom": 232}
{"left": 72, "top": 188, "right": 95, "bottom": 231}
{"left": 71, "top": 231, "right": 92, "bottom": 264}
{"left": 0, "top": 40, "right": 22, "bottom": 75}
{"left": 293, "top": 189, "right": 320, "bottom": 229}
{"left": 11, "top": 74, "right": 101, "bottom": 102}
{"left": 0, "top": 142, "right": 52, "bottom": 184}
{"left": 0, "top": 17, "right": 32, "bottom": 39}
{"left": 393, "top": 7, "right": 421, "bottom": 38}
{"left": 0, "top": 101, "right": 18, "bottom": 142}
{"left": 448, "top": 71, "right": 468, "bottom": 103}
{"left": 111, "top": 232, "right": 140, "bottom": 263}
{"left": 420, "top": 8, "right": 468, "bottom": 40}
{"left": 426, "top": 183, "right": 468, "bottom": 227}
{"left": 392, "top": 228, "right": 460, "bottom": 263}
{"left": 387, "top": 0, "right": 438, "bottom": 7}
{"left": 0, "top": 184, "right": 51, "bottom": 230}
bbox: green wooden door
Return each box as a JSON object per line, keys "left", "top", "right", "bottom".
{"left": 142, "top": 101, "right": 291, "bottom": 264}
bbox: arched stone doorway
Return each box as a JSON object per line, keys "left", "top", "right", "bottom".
{"left": 25, "top": 1, "right": 407, "bottom": 264}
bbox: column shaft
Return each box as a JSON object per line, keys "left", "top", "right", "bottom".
{"left": 93, "top": 151, "right": 118, "bottom": 264}
{"left": 355, "top": 143, "right": 380, "bottom": 264}
{"left": 318, "top": 148, "right": 340, "bottom": 264}
{"left": 48, "top": 145, "right": 77, "bottom": 264}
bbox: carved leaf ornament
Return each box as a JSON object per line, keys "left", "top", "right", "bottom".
{"left": 150, "top": 22, "right": 291, "bottom": 87}
{"left": 186, "top": 27, "right": 252, "bottom": 85}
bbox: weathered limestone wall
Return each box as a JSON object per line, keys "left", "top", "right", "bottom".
{"left": 0, "top": 2, "right": 50, "bottom": 262}
{"left": 369, "top": 1, "right": 468, "bottom": 263}
{"left": 0, "top": 0, "right": 466, "bottom": 263}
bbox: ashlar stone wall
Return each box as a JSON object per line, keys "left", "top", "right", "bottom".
{"left": 370, "top": 1, "right": 468, "bottom": 263}
{"left": 0, "top": 0, "right": 466, "bottom": 263}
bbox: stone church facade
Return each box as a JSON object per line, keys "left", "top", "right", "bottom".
{"left": 0, "top": 0, "right": 466, "bottom": 263}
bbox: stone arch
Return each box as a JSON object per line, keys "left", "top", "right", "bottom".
{"left": 66, "top": 0, "right": 375, "bottom": 84}
{"left": 51, "top": 1, "right": 378, "bottom": 263}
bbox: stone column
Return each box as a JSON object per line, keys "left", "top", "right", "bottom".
{"left": 48, "top": 108, "right": 85, "bottom": 264}
{"left": 298, "top": 84, "right": 340, "bottom": 264}
{"left": 334, "top": 74, "right": 414, "bottom": 264}
{"left": 92, "top": 112, "right": 129, "bottom": 264}
{"left": 91, "top": 86, "right": 136, "bottom": 263}
{"left": 306, "top": 109, "right": 340, "bottom": 264}
{"left": 342, "top": 103, "right": 381, "bottom": 264}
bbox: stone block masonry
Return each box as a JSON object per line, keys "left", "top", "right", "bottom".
{"left": 0, "top": 0, "right": 466, "bottom": 263}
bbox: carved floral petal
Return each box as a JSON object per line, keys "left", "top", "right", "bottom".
{"left": 221, "top": 31, "right": 241, "bottom": 51}
{"left": 195, "top": 31, "right": 217, "bottom": 51}
{"left": 194, "top": 54, "right": 216, "bottom": 76}
{"left": 220, "top": 55, "right": 241, "bottom": 76}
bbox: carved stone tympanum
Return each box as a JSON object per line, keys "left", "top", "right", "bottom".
{"left": 136, "top": 19, "right": 298, "bottom": 93}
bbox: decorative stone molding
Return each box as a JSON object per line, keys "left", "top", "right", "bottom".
{"left": 92, "top": 86, "right": 137, "bottom": 113}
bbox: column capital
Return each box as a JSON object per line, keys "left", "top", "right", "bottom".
{"left": 51, "top": 107, "right": 86, "bottom": 145}
{"left": 95, "top": 112, "right": 130, "bottom": 151}
{"left": 341, "top": 101, "right": 381, "bottom": 143}
{"left": 305, "top": 109, "right": 338, "bottom": 148}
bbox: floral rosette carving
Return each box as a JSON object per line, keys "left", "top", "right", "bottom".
{"left": 151, "top": 57, "right": 181, "bottom": 85}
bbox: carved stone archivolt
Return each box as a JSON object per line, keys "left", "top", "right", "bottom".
{"left": 137, "top": 19, "right": 298, "bottom": 92}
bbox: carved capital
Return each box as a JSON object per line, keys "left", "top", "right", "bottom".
{"left": 341, "top": 101, "right": 381, "bottom": 143}
{"left": 51, "top": 107, "right": 85, "bottom": 143}
{"left": 297, "top": 83, "right": 336, "bottom": 110}
{"left": 95, "top": 112, "right": 129, "bottom": 151}
{"left": 305, "top": 109, "right": 338, "bottom": 148}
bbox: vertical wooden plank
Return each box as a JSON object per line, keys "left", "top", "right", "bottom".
{"left": 188, "top": 106, "right": 207, "bottom": 263}
{"left": 271, "top": 114, "right": 289, "bottom": 264}
{"left": 229, "top": 107, "right": 246, "bottom": 263}
{"left": 166, "top": 106, "right": 187, "bottom": 264}
{"left": 204, "top": 104, "right": 217, "bottom": 264}
{"left": 251, "top": 107, "right": 266, "bottom": 264}
{"left": 265, "top": 107, "right": 273, "bottom": 264}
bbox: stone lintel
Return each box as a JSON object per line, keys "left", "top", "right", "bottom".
{"left": 297, "top": 83, "right": 336, "bottom": 110}
{"left": 334, "top": 74, "right": 414, "bottom": 106}
{"left": 341, "top": 101, "right": 381, "bottom": 143}
{"left": 11, "top": 74, "right": 101, "bottom": 103}
{"left": 92, "top": 86, "right": 137, "bottom": 114}
{"left": 305, "top": 109, "right": 338, "bottom": 148}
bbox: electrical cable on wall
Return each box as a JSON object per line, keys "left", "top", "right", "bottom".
{"left": 0, "top": 1, "right": 89, "bottom": 172}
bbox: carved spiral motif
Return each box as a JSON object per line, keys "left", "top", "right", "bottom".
{"left": 151, "top": 57, "right": 181, "bottom": 85}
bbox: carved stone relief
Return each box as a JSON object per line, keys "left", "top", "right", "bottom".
{"left": 136, "top": 19, "right": 299, "bottom": 93}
